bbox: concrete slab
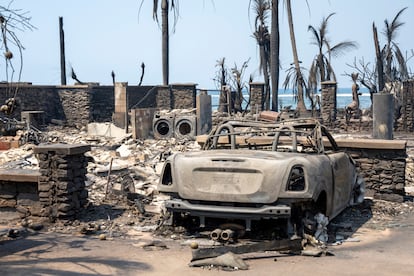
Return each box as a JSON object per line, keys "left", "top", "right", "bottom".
{"left": 0, "top": 169, "right": 40, "bottom": 182}
{"left": 34, "top": 144, "right": 91, "bottom": 155}
{"left": 87, "top": 122, "right": 128, "bottom": 139}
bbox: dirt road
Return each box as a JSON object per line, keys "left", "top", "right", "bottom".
{"left": 1, "top": 210, "right": 414, "bottom": 276}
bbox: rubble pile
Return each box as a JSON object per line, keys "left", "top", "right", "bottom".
{"left": 0, "top": 125, "right": 200, "bottom": 236}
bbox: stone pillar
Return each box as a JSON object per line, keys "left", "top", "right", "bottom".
{"left": 34, "top": 144, "right": 91, "bottom": 221}
{"left": 402, "top": 80, "right": 414, "bottom": 131}
{"left": 113, "top": 82, "right": 128, "bottom": 129}
{"left": 249, "top": 82, "right": 265, "bottom": 114}
{"left": 321, "top": 81, "right": 337, "bottom": 126}
{"left": 196, "top": 90, "right": 212, "bottom": 135}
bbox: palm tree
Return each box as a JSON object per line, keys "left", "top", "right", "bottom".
{"left": 382, "top": 7, "right": 409, "bottom": 84}
{"left": 252, "top": 0, "right": 271, "bottom": 110}
{"left": 215, "top": 57, "right": 229, "bottom": 112}
{"left": 285, "top": 0, "right": 307, "bottom": 114}
{"left": 231, "top": 59, "right": 250, "bottom": 113}
{"left": 270, "top": 0, "right": 280, "bottom": 112}
{"left": 373, "top": 22, "right": 384, "bottom": 92}
{"left": 152, "top": 0, "right": 179, "bottom": 85}
{"left": 307, "top": 13, "right": 358, "bottom": 92}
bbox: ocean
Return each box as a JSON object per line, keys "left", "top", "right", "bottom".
{"left": 207, "top": 87, "right": 371, "bottom": 111}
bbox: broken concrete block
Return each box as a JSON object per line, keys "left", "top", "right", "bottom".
{"left": 116, "top": 144, "right": 132, "bottom": 158}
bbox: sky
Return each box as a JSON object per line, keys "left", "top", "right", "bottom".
{"left": 1, "top": 0, "right": 414, "bottom": 89}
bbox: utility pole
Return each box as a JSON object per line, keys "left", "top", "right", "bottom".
{"left": 59, "top": 17, "right": 66, "bottom": 85}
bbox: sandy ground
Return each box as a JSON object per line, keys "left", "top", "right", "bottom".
{"left": 1, "top": 209, "right": 414, "bottom": 276}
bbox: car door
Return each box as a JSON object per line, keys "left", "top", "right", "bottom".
{"left": 327, "top": 152, "right": 353, "bottom": 218}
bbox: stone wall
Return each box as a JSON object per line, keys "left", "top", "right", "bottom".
{"left": 0, "top": 84, "right": 64, "bottom": 123}
{"left": 89, "top": 85, "right": 115, "bottom": 122}
{"left": 57, "top": 85, "right": 92, "bottom": 128}
{"left": 170, "top": 84, "right": 196, "bottom": 109}
{"left": 333, "top": 117, "right": 373, "bottom": 133}
{"left": 0, "top": 181, "right": 40, "bottom": 217}
{"left": 156, "top": 84, "right": 196, "bottom": 110}
{"left": 128, "top": 85, "right": 158, "bottom": 109}
{"left": 0, "top": 83, "right": 158, "bottom": 127}
{"left": 338, "top": 141, "right": 406, "bottom": 202}
{"left": 156, "top": 86, "right": 172, "bottom": 110}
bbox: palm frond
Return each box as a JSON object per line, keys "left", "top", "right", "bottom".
{"left": 393, "top": 44, "right": 408, "bottom": 80}
{"left": 307, "top": 25, "right": 320, "bottom": 47}
{"left": 152, "top": 0, "right": 159, "bottom": 22}
{"left": 170, "top": 0, "right": 180, "bottom": 33}
{"left": 307, "top": 60, "right": 319, "bottom": 91}
{"left": 326, "top": 61, "right": 337, "bottom": 82}
{"left": 216, "top": 57, "right": 225, "bottom": 67}
{"left": 383, "top": 7, "right": 407, "bottom": 42}
{"left": 253, "top": 0, "right": 270, "bottom": 29}
{"left": 319, "top": 13, "right": 335, "bottom": 43}
{"left": 330, "top": 41, "right": 358, "bottom": 58}
{"left": 283, "top": 65, "right": 308, "bottom": 101}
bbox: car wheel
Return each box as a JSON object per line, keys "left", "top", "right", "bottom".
{"left": 350, "top": 175, "right": 365, "bottom": 206}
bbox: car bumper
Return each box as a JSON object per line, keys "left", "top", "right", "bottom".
{"left": 165, "top": 199, "right": 291, "bottom": 230}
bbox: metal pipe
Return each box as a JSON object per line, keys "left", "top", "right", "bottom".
{"left": 272, "top": 125, "right": 296, "bottom": 152}
{"left": 212, "top": 123, "right": 236, "bottom": 149}
{"left": 210, "top": 229, "right": 222, "bottom": 241}
{"left": 220, "top": 229, "right": 234, "bottom": 241}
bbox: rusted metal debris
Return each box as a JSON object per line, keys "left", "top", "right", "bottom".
{"left": 189, "top": 252, "right": 249, "bottom": 270}
{"left": 191, "top": 238, "right": 302, "bottom": 261}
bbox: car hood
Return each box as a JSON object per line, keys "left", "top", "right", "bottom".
{"left": 164, "top": 149, "right": 321, "bottom": 204}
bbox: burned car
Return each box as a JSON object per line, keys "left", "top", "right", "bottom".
{"left": 158, "top": 119, "right": 364, "bottom": 239}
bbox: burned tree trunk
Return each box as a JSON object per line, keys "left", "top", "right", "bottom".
{"left": 373, "top": 23, "right": 384, "bottom": 92}
{"left": 59, "top": 17, "right": 66, "bottom": 85}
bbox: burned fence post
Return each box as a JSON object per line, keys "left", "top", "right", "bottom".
{"left": 34, "top": 144, "right": 91, "bottom": 221}
{"left": 59, "top": 17, "right": 66, "bottom": 85}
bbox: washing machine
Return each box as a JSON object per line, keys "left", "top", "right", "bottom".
{"left": 174, "top": 115, "right": 197, "bottom": 140}
{"left": 153, "top": 113, "right": 174, "bottom": 139}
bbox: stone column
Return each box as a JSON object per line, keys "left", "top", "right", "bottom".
{"left": 196, "top": 90, "right": 212, "bottom": 135}
{"left": 34, "top": 144, "right": 91, "bottom": 221}
{"left": 321, "top": 81, "right": 337, "bottom": 126}
{"left": 402, "top": 80, "right": 414, "bottom": 131}
{"left": 113, "top": 82, "right": 128, "bottom": 129}
{"left": 249, "top": 82, "right": 265, "bottom": 114}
